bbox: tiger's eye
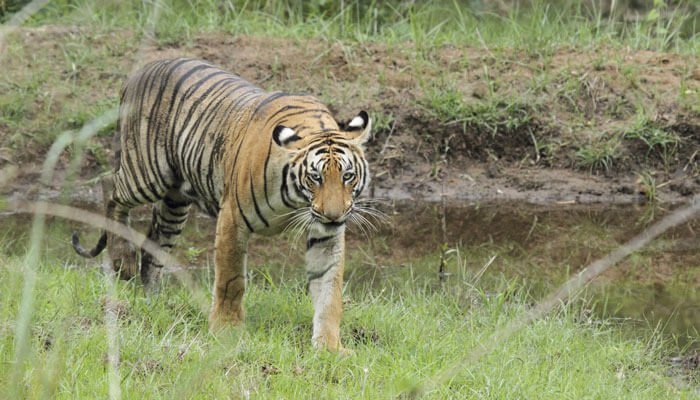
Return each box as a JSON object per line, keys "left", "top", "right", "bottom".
{"left": 309, "top": 172, "right": 322, "bottom": 184}
{"left": 343, "top": 172, "right": 355, "bottom": 182}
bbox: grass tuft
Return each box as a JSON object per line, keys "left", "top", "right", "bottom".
{"left": 576, "top": 135, "right": 621, "bottom": 173}
{"left": 624, "top": 109, "right": 681, "bottom": 168}
{"left": 421, "top": 85, "right": 535, "bottom": 137}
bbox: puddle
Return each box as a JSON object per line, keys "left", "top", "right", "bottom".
{"left": 2, "top": 199, "right": 699, "bottom": 348}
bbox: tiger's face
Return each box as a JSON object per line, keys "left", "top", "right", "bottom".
{"left": 273, "top": 111, "right": 372, "bottom": 233}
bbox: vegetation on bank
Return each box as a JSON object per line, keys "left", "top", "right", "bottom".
{"left": 0, "top": 0, "right": 698, "bottom": 179}
{"left": 17, "top": 0, "right": 699, "bottom": 53}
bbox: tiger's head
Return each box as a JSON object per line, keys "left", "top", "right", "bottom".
{"left": 273, "top": 109, "right": 373, "bottom": 233}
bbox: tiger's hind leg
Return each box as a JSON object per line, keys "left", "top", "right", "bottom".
{"left": 140, "top": 189, "right": 192, "bottom": 289}
{"left": 102, "top": 176, "right": 140, "bottom": 280}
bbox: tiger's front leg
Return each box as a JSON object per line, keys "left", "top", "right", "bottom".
{"left": 306, "top": 227, "right": 346, "bottom": 352}
{"left": 209, "top": 203, "right": 249, "bottom": 330}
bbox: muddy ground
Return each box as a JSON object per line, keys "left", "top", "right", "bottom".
{"left": 0, "top": 27, "right": 699, "bottom": 204}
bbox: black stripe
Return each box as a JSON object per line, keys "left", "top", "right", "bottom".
{"left": 249, "top": 172, "right": 269, "bottom": 227}
{"left": 268, "top": 104, "right": 304, "bottom": 123}
{"left": 163, "top": 197, "right": 190, "bottom": 209}
{"left": 180, "top": 81, "right": 255, "bottom": 201}
{"left": 222, "top": 274, "right": 244, "bottom": 301}
{"left": 211, "top": 134, "right": 227, "bottom": 161}
{"left": 323, "top": 221, "right": 345, "bottom": 228}
{"left": 292, "top": 175, "right": 306, "bottom": 201}
{"left": 306, "top": 236, "right": 333, "bottom": 250}
{"left": 121, "top": 64, "right": 167, "bottom": 203}
{"left": 163, "top": 63, "right": 215, "bottom": 173}
{"left": 280, "top": 164, "right": 295, "bottom": 208}
{"left": 182, "top": 81, "right": 252, "bottom": 197}
{"left": 303, "top": 137, "right": 343, "bottom": 154}
{"left": 236, "top": 196, "right": 254, "bottom": 232}
{"left": 177, "top": 76, "right": 238, "bottom": 158}
{"left": 262, "top": 140, "right": 276, "bottom": 211}
{"left": 167, "top": 70, "right": 227, "bottom": 185}
{"left": 166, "top": 208, "right": 189, "bottom": 217}
{"left": 307, "top": 264, "right": 335, "bottom": 281}
{"left": 158, "top": 214, "right": 188, "bottom": 225}
{"left": 273, "top": 108, "right": 330, "bottom": 122}
{"left": 253, "top": 92, "right": 290, "bottom": 114}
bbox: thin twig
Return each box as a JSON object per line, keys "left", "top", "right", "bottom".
{"left": 102, "top": 254, "right": 122, "bottom": 400}
{"left": 379, "top": 120, "right": 397, "bottom": 157}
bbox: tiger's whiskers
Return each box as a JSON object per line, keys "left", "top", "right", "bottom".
{"left": 348, "top": 202, "right": 388, "bottom": 239}
{"left": 283, "top": 207, "right": 314, "bottom": 245}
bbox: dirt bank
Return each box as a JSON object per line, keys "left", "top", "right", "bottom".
{"left": 1, "top": 27, "right": 698, "bottom": 204}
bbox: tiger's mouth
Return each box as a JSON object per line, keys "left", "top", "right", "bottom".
{"left": 319, "top": 220, "right": 345, "bottom": 228}
{"left": 310, "top": 209, "right": 350, "bottom": 228}
{"left": 312, "top": 219, "right": 346, "bottom": 236}
{"left": 307, "top": 210, "right": 350, "bottom": 235}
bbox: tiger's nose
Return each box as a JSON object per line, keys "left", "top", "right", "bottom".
{"left": 312, "top": 205, "right": 345, "bottom": 223}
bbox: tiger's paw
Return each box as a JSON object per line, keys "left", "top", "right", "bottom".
{"left": 336, "top": 346, "right": 354, "bottom": 357}
{"left": 312, "top": 334, "right": 352, "bottom": 355}
{"left": 113, "top": 256, "right": 138, "bottom": 281}
{"left": 208, "top": 308, "right": 245, "bottom": 334}
{"left": 109, "top": 240, "right": 138, "bottom": 281}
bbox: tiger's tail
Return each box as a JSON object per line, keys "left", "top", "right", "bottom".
{"left": 71, "top": 231, "right": 107, "bottom": 258}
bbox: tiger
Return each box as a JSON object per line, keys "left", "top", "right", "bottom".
{"left": 71, "top": 58, "right": 374, "bottom": 352}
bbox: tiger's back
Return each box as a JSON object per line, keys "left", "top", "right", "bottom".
{"left": 116, "top": 58, "right": 268, "bottom": 216}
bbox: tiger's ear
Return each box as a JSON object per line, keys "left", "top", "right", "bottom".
{"left": 272, "top": 125, "right": 301, "bottom": 149}
{"left": 341, "top": 110, "right": 371, "bottom": 145}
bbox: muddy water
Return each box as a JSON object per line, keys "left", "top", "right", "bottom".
{"left": 2, "top": 199, "right": 699, "bottom": 348}
{"left": 365, "top": 201, "right": 700, "bottom": 349}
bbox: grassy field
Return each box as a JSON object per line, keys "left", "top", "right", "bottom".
{"left": 1, "top": 242, "right": 697, "bottom": 399}
{"left": 1, "top": 0, "right": 700, "bottom": 398}
{"left": 1, "top": 203, "right": 699, "bottom": 398}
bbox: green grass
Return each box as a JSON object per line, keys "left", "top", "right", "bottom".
{"left": 0, "top": 31, "right": 122, "bottom": 156}
{"left": 23, "top": 0, "right": 699, "bottom": 54}
{"left": 624, "top": 108, "right": 681, "bottom": 168}
{"left": 576, "top": 134, "right": 622, "bottom": 173}
{"left": 421, "top": 84, "right": 535, "bottom": 137}
{"left": 636, "top": 171, "right": 660, "bottom": 203}
{"left": 1, "top": 249, "right": 695, "bottom": 399}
